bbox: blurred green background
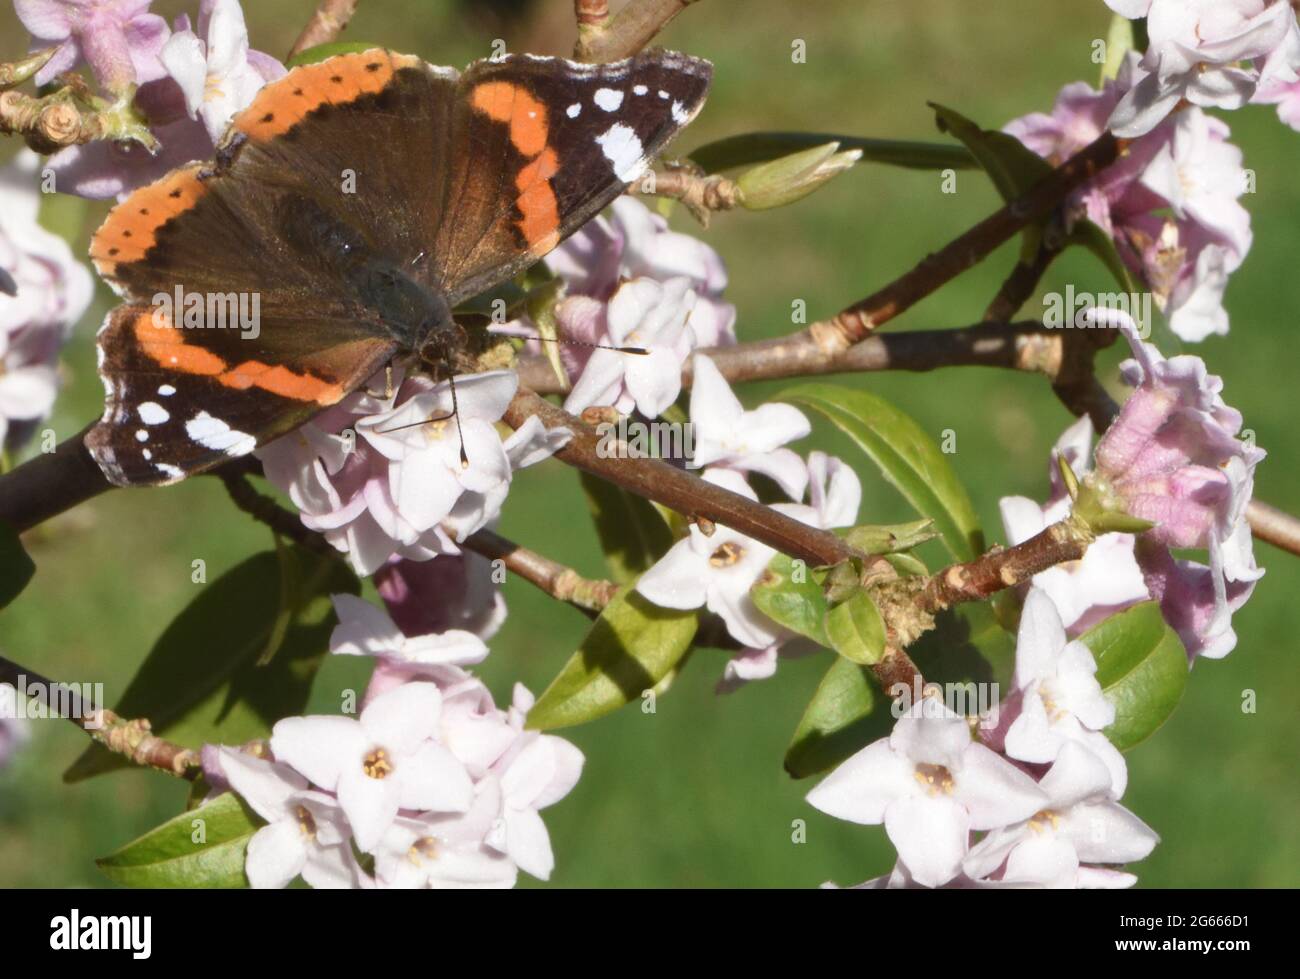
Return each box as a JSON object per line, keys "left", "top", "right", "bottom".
{"left": 2, "top": 0, "right": 1297, "bottom": 888}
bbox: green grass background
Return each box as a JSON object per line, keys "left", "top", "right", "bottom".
{"left": 1, "top": 0, "right": 1297, "bottom": 887}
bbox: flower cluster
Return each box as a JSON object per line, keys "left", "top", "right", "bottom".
{"left": 1005, "top": 55, "right": 1253, "bottom": 341}
{"left": 1103, "top": 0, "right": 1300, "bottom": 137}
{"left": 209, "top": 595, "right": 582, "bottom": 888}
{"left": 24, "top": 0, "right": 286, "bottom": 201}
{"left": 0, "top": 151, "right": 93, "bottom": 451}
{"left": 810, "top": 588, "right": 1159, "bottom": 888}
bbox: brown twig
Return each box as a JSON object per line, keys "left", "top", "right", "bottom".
{"left": 575, "top": 0, "right": 704, "bottom": 62}
{"left": 810, "top": 132, "right": 1122, "bottom": 351}
{"left": 462, "top": 528, "right": 619, "bottom": 612}
{"left": 0, "top": 90, "right": 104, "bottom": 151}
{"left": 0, "top": 657, "right": 200, "bottom": 777}
{"left": 638, "top": 168, "right": 742, "bottom": 225}
{"left": 984, "top": 242, "right": 1062, "bottom": 322}
{"left": 289, "top": 0, "right": 361, "bottom": 60}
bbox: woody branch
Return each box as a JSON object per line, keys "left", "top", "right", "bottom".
{"left": 574, "top": 0, "right": 705, "bottom": 62}
{"left": 289, "top": 0, "right": 362, "bottom": 59}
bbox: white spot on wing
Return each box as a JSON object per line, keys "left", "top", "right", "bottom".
{"left": 671, "top": 100, "right": 691, "bottom": 124}
{"left": 158, "top": 384, "right": 176, "bottom": 397}
{"left": 595, "top": 124, "right": 646, "bottom": 182}
{"left": 138, "top": 401, "right": 169, "bottom": 425}
{"left": 633, "top": 84, "right": 648, "bottom": 96}
{"left": 658, "top": 90, "right": 669, "bottom": 99}
{"left": 566, "top": 102, "right": 581, "bottom": 118}
{"left": 594, "top": 88, "right": 624, "bottom": 111}
{"left": 155, "top": 463, "right": 186, "bottom": 482}
{"left": 142, "top": 449, "right": 152, "bottom": 460}
{"left": 135, "top": 430, "right": 149, "bottom": 443}
{"left": 185, "top": 411, "right": 257, "bottom": 457}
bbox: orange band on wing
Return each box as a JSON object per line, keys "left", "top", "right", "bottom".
{"left": 232, "top": 49, "right": 418, "bottom": 142}
{"left": 515, "top": 147, "right": 560, "bottom": 254}
{"left": 470, "top": 81, "right": 549, "bottom": 157}
{"left": 129, "top": 310, "right": 343, "bottom": 405}
{"left": 90, "top": 165, "right": 208, "bottom": 279}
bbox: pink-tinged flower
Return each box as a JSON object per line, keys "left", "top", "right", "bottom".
{"left": 636, "top": 468, "right": 807, "bottom": 649}
{"left": 1252, "top": 14, "right": 1300, "bottom": 128}
{"left": 997, "top": 589, "right": 1129, "bottom": 796}
{"left": 1108, "top": 0, "right": 1296, "bottom": 137}
{"left": 270, "top": 683, "right": 474, "bottom": 852}
{"left": 829, "top": 859, "right": 1041, "bottom": 889}
{"left": 1000, "top": 417, "right": 1147, "bottom": 634}
{"left": 1138, "top": 110, "right": 1252, "bottom": 268}
{"left": 1091, "top": 312, "right": 1265, "bottom": 641}
{"left": 259, "top": 370, "right": 566, "bottom": 576}
{"left": 546, "top": 196, "right": 736, "bottom": 346}
{"left": 963, "top": 742, "right": 1159, "bottom": 889}
{"left": 0, "top": 151, "right": 93, "bottom": 449}
{"left": 328, "top": 594, "right": 489, "bottom": 705}
{"left": 216, "top": 747, "right": 368, "bottom": 889}
{"left": 562, "top": 277, "right": 700, "bottom": 419}
{"left": 160, "top": 0, "right": 286, "bottom": 142}
{"left": 372, "top": 780, "right": 517, "bottom": 889}
{"left": 688, "top": 354, "right": 812, "bottom": 499}
{"left": 807, "top": 702, "right": 1048, "bottom": 888}
{"left": 17, "top": 0, "right": 171, "bottom": 92}
{"left": 374, "top": 552, "right": 506, "bottom": 642}
{"left": 1137, "top": 537, "right": 1258, "bottom": 661}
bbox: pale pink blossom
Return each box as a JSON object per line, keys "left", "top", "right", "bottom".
{"left": 1108, "top": 0, "right": 1296, "bottom": 137}
{"left": 807, "top": 702, "right": 1048, "bottom": 887}
{"left": 374, "top": 552, "right": 506, "bottom": 642}
{"left": 17, "top": 0, "right": 170, "bottom": 91}
{"left": 688, "top": 354, "right": 812, "bottom": 499}
{"left": 999, "top": 417, "right": 1147, "bottom": 634}
{"left": 998, "top": 589, "right": 1129, "bottom": 796}
{"left": 270, "top": 683, "right": 475, "bottom": 851}
{"left": 562, "top": 277, "right": 700, "bottom": 419}
{"left": 963, "top": 742, "right": 1158, "bottom": 888}
{"left": 217, "top": 748, "right": 368, "bottom": 889}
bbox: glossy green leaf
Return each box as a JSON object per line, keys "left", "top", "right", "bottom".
{"left": 843, "top": 519, "right": 938, "bottom": 555}
{"left": 1101, "top": 13, "right": 1137, "bottom": 83}
{"left": 1082, "top": 601, "right": 1189, "bottom": 751}
{"left": 65, "top": 547, "right": 359, "bottom": 782}
{"left": 751, "top": 552, "right": 829, "bottom": 646}
{"left": 785, "top": 656, "right": 893, "bottom": 779}
{"left": 825, "top": 590, "right": 886, "bottom": 666}
{"left": 688, "top": 131, "right": 975, "bottom": 174}
{"left": 527, "top": 587, "right": 699, "bottom": 730}
{"left": 579, "top": 473, "right": 675, "bottom": 584}
{"left": 931, "top": 103, "right": 1053, "bottom": 203}
{"left": 0, "top": 521, "right": 34, "bottom": 610}
{"left": 97, "top": 792, "right": 258, "bottom": 888}
{"left": 909, "top": 601, "right": 1017, "bottom": 694}
{"left": 286, "top": 42, "right": 380, "bottom": 67}
{"left": 783, "top": 383, "right": 984, "bottom": 561}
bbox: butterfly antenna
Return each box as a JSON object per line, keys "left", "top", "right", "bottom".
{"left": 448, "top": 374, "right": 469, "bottom": 469}
{"left": 520, "top": 332, "right": 649, "bottom": 356}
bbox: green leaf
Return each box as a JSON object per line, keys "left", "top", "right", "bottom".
{"left": 909, "top": 601, "right": 1017, "bottom": 693}
{"left": 527, "top": 587, "right": 699, "bottom": 730}
{"left": 785, "top": 657, "right": 893, "bottom": 779}
{"left": 1068, "top": 218, "right": 1141, "bottom": 295}
{"left": 578, "top": 473, "right": 675, "bottom": 584}
{"left": 783, "top": 383, "right": 984, "bottom": 561}
{"left": 286, "top": 42, "right": 380, "bottom": 67}
{"left": 751, "top": 553, "right": 829, "bottom": 646}
{"left": 65, "top": 547, "right": 359, "bottom": 782}
{"left": 97, "top": 792, "right": 258, "bottom": 888}
{"left": 824, "top": 590, "right": 886, "bottom": 666}
{"left": 1101, "top": 13, "right": 1137, "bottom": 83}
{"left": 930, "top": 104, "right": 1053, "bottom": 203}
{"left": 0, "top": 521, "right": 35, "bottom": 610}
{"left": 843, "top": 519, "right": 938, "bottom": 555}
{"left": 688, "top": 132, "right": 975, "bottom": 174}
{"left": 1081, "top": 602, "right": 1189, "bottom": 751}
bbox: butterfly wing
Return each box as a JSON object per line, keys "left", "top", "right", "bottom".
{"left": 87, "top": 50, "right": 454, "bottom": 486}
{"left": 434, "top": 50, "right": 712, "bottom": 305}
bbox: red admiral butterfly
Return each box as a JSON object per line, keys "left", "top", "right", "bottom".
{"left": 85, "top": 48, "right": 711, "bottom": 486}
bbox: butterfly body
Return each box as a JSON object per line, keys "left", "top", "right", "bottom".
{"left": 85, "top": 48, "right": 711, "bottom": 487}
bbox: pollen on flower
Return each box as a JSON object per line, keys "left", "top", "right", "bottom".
{"left": 912, "top": 762, "right": 955, "bottom": 797}
{"left": 363, "top": 747, "right": 395, "bottom": 779}
{"left": 1027, "top": 810, "right": 1062, "bottom": 834}
{"left": 293, "top": 804, "right": 318, "bottom": 841}
{"left": 408, "top": 837, "right": 440, "bottom": 866}
{"left": 709, "top": 541, "right": 744, "bottom": 567}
